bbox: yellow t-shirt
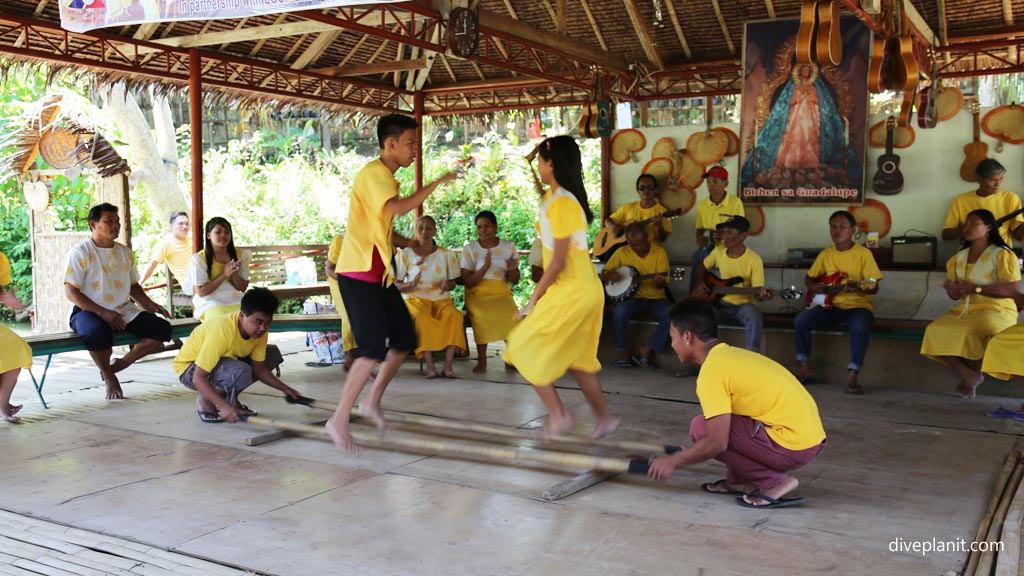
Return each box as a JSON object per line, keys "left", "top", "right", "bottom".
{"left": 608, "top": 201, "right": 672, "bottom": 245}
{"left": 702, "top": 246, "right": 765, "bottom": 306}
{"left": 697, "top": 344, "right": 826, "bottom": 451}
{"left": 327, "top": 234, "right": 343, "bottom": 265}
{"left": 604, "top": 244, "right": 669, "bottom": 300}
{"left": 943, "top": 189, "right": 1023, "bottom": 247}
{"left": 807, "top": 244, "right": 884, "bottom": 312}
{"left": 0, "top": 252, "right": 11, "bottom": 285}
{"left": 173, "top": 312, "right": 268, "bottom": 376}
{"left": 945, "top": 246, "right": 1022, "bottom": 316}
{"left": 151, "top": 234, "right": 193, "bottom": 284}
{"left": 694, "top": 195, "right": 745, "bottom": 231}
{"left": 338, "top": 159, "right": 399, "bottom": 285}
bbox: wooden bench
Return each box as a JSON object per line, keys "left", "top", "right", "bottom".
{"left": 244, "top": 244, "right": 330, "bottom": 300}
{"left": 24, "top": 313, "right": 341, "bottom": 409}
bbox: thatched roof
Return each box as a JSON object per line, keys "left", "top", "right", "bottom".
{"left": 0, "top": 1, "right": 1021, "bottom": 116}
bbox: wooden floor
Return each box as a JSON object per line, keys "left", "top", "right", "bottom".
{"left": 2, "top": 333, "right": 1021, "bottom": 575}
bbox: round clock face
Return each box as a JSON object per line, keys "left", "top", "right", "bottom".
{"left": 448, "top": 7, "right": 479, "bottom": 58}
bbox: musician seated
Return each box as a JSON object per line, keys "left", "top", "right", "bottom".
{"left": 601, "top": 223, "right": 670, "bottom": 368}
{"left": 921, "top": 209, "right": 1021, "bottom": 399}
{"left": 942, "top": 159, "right": 1024, "bottom": 247}
{"left": 693, "top": 216, "right": 768, "bottom": 353}
{"left": 794, "top": 210, "right": 883, "bottom": 395}
{"left": 982, "top": 293, "right": 1024, "bottom": 414}
{"left": 604, "top": 173, "right": 672, "bottom": 246}
{"left": 690, "top": 165, "right": 744, "bottom": 293}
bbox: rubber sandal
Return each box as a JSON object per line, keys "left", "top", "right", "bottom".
{"left": 631, "top": 355, "right": 652, "bottom": 369}
{"left": 987, "top": 407, "right": 1024, "bottom": 421}
{"left": 197, "top": 409, "right": 223, "bottom": 423}
{"left": 614, "top": 359, "right": 633, "bottom": 368}
{"left": 701, "top": 479, "right": 746, "bottom": 496}
{"left": 735, "top": 489, "right": 804, "bottom": 509}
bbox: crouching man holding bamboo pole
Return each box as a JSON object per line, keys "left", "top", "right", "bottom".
{"left": 647, "top": 299, "right": 827, "bottom": 509}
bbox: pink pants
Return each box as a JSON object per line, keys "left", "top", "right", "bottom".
{"left": 689, "top": 414, "right": 824, "bottom": 491}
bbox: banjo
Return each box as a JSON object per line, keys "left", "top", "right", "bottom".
{"left": 604, "top": 266, "right": 686, "bottom": 302}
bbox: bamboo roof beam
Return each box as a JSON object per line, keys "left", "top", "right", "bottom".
{"left": 33, "top": 0, "right": 49, "bottom": 16}
{"left": 500, "top": 0, "right": 518, "bottom": 19}
{"left": 623, "top": 0, "right": 665, "bottom": 70}
{"left": 711, "top": 0, "right": 736, "bottom": 55}
{"left": 764, "top": 0, "right": 776, "bottom": 19}
{"left": 1005, "top": 0, "right": 1015, "bottom": 25}
{"left": 579, "top": 0, "right": 609, "bottom": 51}
{"left": 557, "top": 0, "right": 566, "bottom": 35}
{"left": 249, "top": 14, "right": 289, "bottom": 58}
{"left": 662, "top": 0, "right": 692, "bottom": 59}
{"left": 312, "top": 58, "right": 428, "bottom": 77}
{"left": 135, "top": 21, "right": 342, "bottom": 55}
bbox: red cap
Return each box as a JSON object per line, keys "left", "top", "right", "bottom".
{"left": 706, "top": 165, "right": 728, "bottom": 180}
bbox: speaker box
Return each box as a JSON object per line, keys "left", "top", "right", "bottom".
{"left": 891, "top": 236, "right": 937, "bottom": 268}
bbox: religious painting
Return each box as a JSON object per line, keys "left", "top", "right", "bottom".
{"left": 739, "top": 15, "right": 871, "bottom": 205}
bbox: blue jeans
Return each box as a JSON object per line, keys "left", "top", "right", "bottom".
{"left": 717, "top": 302, "right": 763, "bottom": 352}
{"left": 613, "top": 298, "right": 671, "bottom": 354}
{"left": 794, "top": 306, "right": 874, "bottom": 372}
{"left": 689, "top": 245, "right": 713, "bottom": 292}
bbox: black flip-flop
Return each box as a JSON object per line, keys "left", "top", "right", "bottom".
{"left": 701, "top": 479, "right": 746, "bottom": 496}
{"left": 735, "top": 489, "right": 804, "bottom": 509}
{"left": 197, "top": 409, "right": 224, "bottom": 424}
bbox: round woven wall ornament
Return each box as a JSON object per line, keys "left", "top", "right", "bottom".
{"left": 935, "top": 86, "right": 964, "bottom": 122}
{"left": 23, "top": 180, "right": 50, "bottom": 212}
{"left": 611, "top": 129, "right": 646, "bottom": 164}
{"left": 686, "top": 130, "right": 729, "bottom": 166}
{"left": 868, "top": 120, "right": 915, "bottom": 148}
{"left": 38, "top": 128, "right": 80, "bottom": 169}
{"left": 713, "top": 127, "right": 740, "bottom": 157}
{"left": 982, "top": 104, "right": 1024, "bottom": 144}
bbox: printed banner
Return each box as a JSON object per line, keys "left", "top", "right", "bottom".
{"left": 60, "top": 0, "right": 401, "bottom": 34}
{"left": 739, "top": 15, "right": 870, "bottom": 205}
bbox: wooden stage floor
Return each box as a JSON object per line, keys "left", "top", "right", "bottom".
{"left": 1, "top": 333, "right": 1020, "bottom": 575}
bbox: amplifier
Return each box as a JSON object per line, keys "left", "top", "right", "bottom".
{"left": 787, "top": 248, "right": 824, "bottom": 267}
{"left": 891, "top": 235, "right": 937, "bottom": 268}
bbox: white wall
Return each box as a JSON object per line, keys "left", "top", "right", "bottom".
{"left": 609, "top": 106, "right": 1024, "bottom": 320}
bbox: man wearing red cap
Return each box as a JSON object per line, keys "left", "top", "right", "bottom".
{"left": 690, "top": 165, "right": 745, "bottom": 293}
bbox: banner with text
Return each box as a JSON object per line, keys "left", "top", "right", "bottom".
{"left": 60, "top": 0, "right": 402, "bottom": 34}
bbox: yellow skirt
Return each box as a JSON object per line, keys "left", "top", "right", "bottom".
{"left": 920, "top": 307, "right": 1018, "bottom": 362}
{"left": 502, "top": 276, "right": 603, "bottom": 385}
{"left": 405, "top": 296, "right": 468, "bottom": 359}
{"left": 983, "top": 323, "right": 1024, "bottom": 380}
{"left": 0, "top": 324, "right": 31, "bottom": 373}
{"left": 465, "top": 279, "right": 519, "bottom": 345}
{"left": 329, "top": 277, "right": 357, "bottom": 351}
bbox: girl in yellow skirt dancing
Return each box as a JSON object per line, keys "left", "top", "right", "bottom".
{"left": 395, "top": 215, "right": 467, "bottom": 378}
{"left": 920, "top": 209, "right": 1021, "bottom": 399}
{"left": 982, "top": 293, "right": 1024, "bottom": 413}
{"left": 461, "top": 210, "right": 520, "bottom": 374}
{"left": 503, "top": 136, "right": 620, "bottom": 439}
{"left": 0, "top": 251, "right": 32, "bottom": 423}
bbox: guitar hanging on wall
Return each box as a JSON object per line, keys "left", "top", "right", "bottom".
{"left": 578, "top": 76, "right": 611, "bottom": 139}
{"left": 960, "top": 100, "right": 987, "bottom": 183}
{"left": 872, "top": 116, "right": 904, "bottom": 195}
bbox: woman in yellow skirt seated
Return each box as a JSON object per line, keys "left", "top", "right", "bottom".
{"left": 460, "top": 210, "right": 520, "bottom": 374}
{"left": 982, "top": 293, "right": 1024, "bottom": 414}
{"left": 503, "top": 136, "right": 620, "bottom": 439}
{"left": 394, "top": 215, "right": 467, "bottom": 379}
{"left": 188, "top": 217, "right": 251, "bottom": 321}
{"left": 920, "top": 209, "right": 1021, "bottom": 399}
{"left": 0, "top": 250, "right": 32, "bottom": 423}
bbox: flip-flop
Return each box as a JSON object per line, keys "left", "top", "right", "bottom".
{"left": 197, "top": 409, "right": 224, "bottom": 424}
{"left": 304, "top": 361, "right": 334, "bottom": 368}
{"left": 631, "top": 355, "right": 653, "bottom": 369}
{"left": 614, "top": 359, "right": 633, "bottom": 368}
{"left": 442, "top": 371, "right": 458, "bottom": 379}
{"left": 701, "top": 479, "right": 746, "bottom": 496}
{"left": 986, "top": 407, "right": 1024, "bottom": 422}
{"left": 236, "top": 404, "right": 258, "bottom": 416}
{"left": 735, "top": 489, "right": 804, "bottom": 509}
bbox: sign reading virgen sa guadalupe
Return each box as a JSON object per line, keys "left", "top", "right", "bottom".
{"left": 60, "top": 0, "right": 401, "bottom": 34}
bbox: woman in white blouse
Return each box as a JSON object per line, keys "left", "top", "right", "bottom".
{"left": 460, "top": 210, "right": 520, "bottom": 374}
{"left": 188, "top": 217, "right": 251, "bottom": 321}
{"left": 394, "top": 215, "right": 467, "bottom": 378}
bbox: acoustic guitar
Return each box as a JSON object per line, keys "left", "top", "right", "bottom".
{"left": 872, "top": 116, "right": 903, "bottom": 195}
{"left": 795, "top": 0, "right": 819, "bottom": 66}
{"left": 815, "top": 0, "right": 842, "bottom": 66}
{"left": 592, "top": 208, "right": 683, "bottom": 261}
{"left": 867, "top": 33, "right": 892, "bottom": 93}
{"left": 917, "top": 59, "right": 938, "bottom": 129}
{"left": 689, "top": 271, "right": 803, "bottom": 303}
{"left": 805, "top": 272, "right": 879, "bottom": 310}
{"left": 960, "top": 101, "right": 987, "bottom": 183}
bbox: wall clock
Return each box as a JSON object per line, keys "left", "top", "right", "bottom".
{"left": 448, "top": 7, "right": 479, "bottom": 58}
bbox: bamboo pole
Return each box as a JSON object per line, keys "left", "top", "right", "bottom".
{"left": 993, "top": 471, "right": 1024, "bottom": 576}
{"left": 245, "top": 416, "right": 650, "bottom": 475}
{"left": 975, "top": 454, "right": 1024, "bottom": 575}
{"left": 285, "top": 395, "right": 681, "bottom": 456}
{"left": 542, "top": 469, "right": 618, "bottom": 501}
{"left": 965, "top": 444, "right": 1023, "bottom": 576}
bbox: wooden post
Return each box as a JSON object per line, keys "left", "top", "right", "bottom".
{"left": 414, "top": 91, "right": 424, "bottom": 217}
{"left": 601, "top": 129, "right": 610, "bottom": 222}
{"left": 189, "top": 48, "right": 204, "bottom": 253}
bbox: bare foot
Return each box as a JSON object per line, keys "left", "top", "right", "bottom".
{"left": 962, "top": 373, "right": 984, "bottom": 399}
{"left": 105, "top": 375, "right": 124, "bottom": 400}
{"left": 6, "top": 403, "right": 22, "bottom": 417}
{"left": 110, "top": 357, "right": 129, "bottom": 374}
{"left": 472, "top": 361, "right": 486, "bottom": 374}
{"left": 590, "top": 416, "right": 621, "bottom": 439}
{"left": 1, "top": 413, "right": 20, "bottom": 423}
{"left": 743, "top": 475, "right": 799, "bottom": 507}
{"left": 324, "top": 416, "right": 360, "bottom": 454}
{"left": 796, "top": 362, "right": 816, "bottom": 384}
{"left": 704, "top": 479, "right": 756, "bottom": 494}
{"left": 424, "top": 371, "right": 439, "bottom": 380}
{"left": 539, "top": 412, "right": 575, "bottom": 440}
{"left": 357, "top": 401, "right": 390, "bottom": 431}
{"left": 845, "top": 371, "right": 864, "bottom": 395}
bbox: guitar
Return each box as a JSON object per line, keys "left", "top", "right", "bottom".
{"left": 917, "top": 59, "right": 938, "bottom": 129}
{"left": 689, "top": 272, "right": 804, "bottom": 303}
{"left": 893, "top": 34, "right": 918, "bottom": 127}
{"left": 867, "top": 33, "right": 892, "bottom": 93}
{"left": 593, "top": 208, "right": 683, "bottom": 261}
{"left": 960, "top": 101, "right": 987, "bottom": 183}
{"left": 872, "top": 116, "right": 904, "bottom": 195}
{"left": 604, "top": 267, "right": 687, "bottom": 302}
{"left": 578, "top": 77, "right": 610, "bottom": 139}
{"left": 815, "top": 0, "right": 842, "bottom": 66}
{"left": 795, "top": 0, "right": 819, "bottom": 66}
{"left": 805, "top": 272, "right": 879, "bottom": 310}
